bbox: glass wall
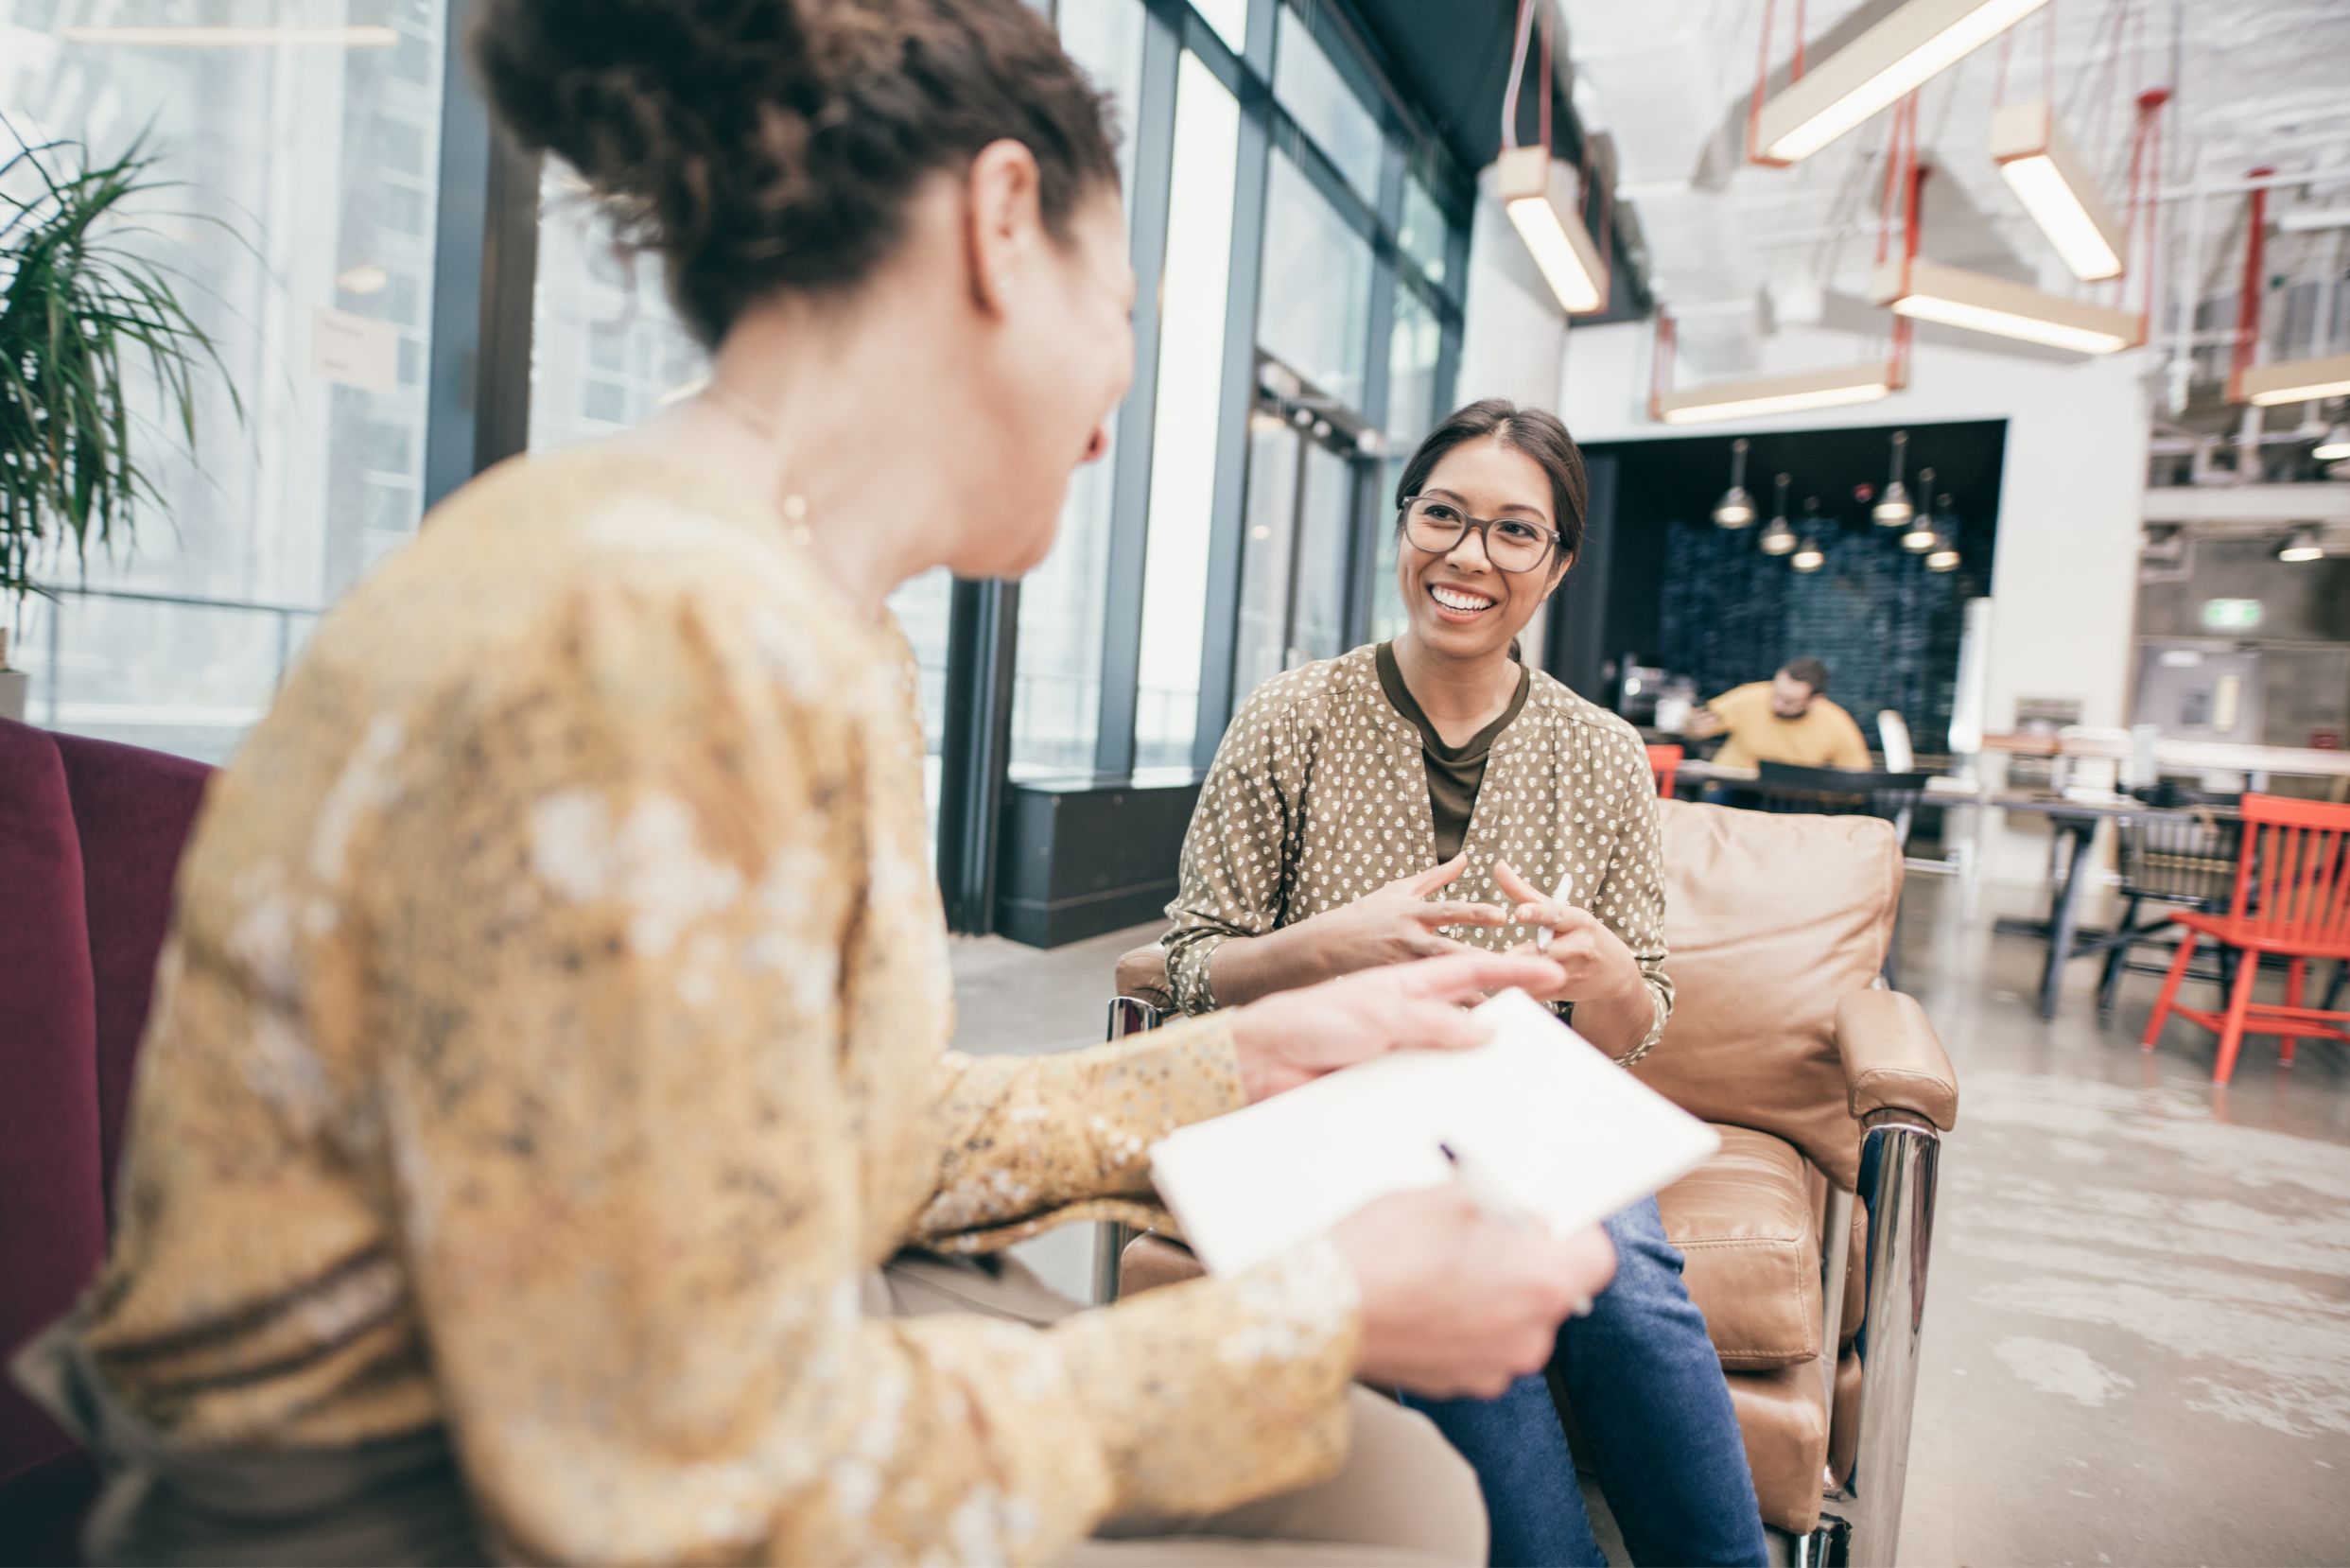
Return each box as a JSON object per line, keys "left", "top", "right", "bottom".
{"left": 1132, "top": 51, "right": 1240, "bottom": 771}
{"left": 6, "top": 0, "right": 1471, "bottom": 927}
{"left": 6, "top": 1, "right": 445, "bottom": 762}
{"left": 1009, "top": 0, "right": 1147, "bottom": 777}
{"left": 1257, "top": 152, "right": 1374, "bottom": 409}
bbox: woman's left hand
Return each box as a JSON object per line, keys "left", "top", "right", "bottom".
{"left": 1491, "top": 860, "right": 1645, "bottom": 1008}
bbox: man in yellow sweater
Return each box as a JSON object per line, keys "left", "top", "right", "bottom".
{"left": 1687, "top": 657, "right": 1875, "bottom": 770}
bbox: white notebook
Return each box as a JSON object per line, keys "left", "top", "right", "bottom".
{"left": 1149, "top": 988, "right": 1720, "bottom": 1275}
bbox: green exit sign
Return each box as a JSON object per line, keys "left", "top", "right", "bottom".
{"left": 2201, "top": 598, "right": 2264, "bottom": 631}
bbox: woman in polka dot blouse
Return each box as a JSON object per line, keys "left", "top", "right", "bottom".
{"left": 1163, "top": 400, "right": 1767, "bottom": 1567}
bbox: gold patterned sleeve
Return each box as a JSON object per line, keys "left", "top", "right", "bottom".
{"left": 1590, "top": 726, "right": 1675, "bottom": 1065}
{"left": 1162, "top": 686, "right": 1300, "bottom": 1015}
{"left": 913, "top": 1018, "right": 1247, "bottom": 1244}
{"left": 363, "top": 582, "right": 1358, "bottom": 1564}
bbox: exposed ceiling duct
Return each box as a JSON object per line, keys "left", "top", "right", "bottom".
{"left": 1559, "top": 0, "right": 1766, "bottom": 371}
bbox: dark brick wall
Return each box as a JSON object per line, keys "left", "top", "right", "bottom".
{"left": 1575, "top": 420, "right": 2007, "bottom": 758}
{"left": 1659, "top": 510, "right": 1993, "bottom": 754}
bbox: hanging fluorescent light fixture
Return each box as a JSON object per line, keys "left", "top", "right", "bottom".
{"left": 1991, "top": 102, "right": 2126, "bottom": 281}
{"left": 1496, "top": 147, "right": 1607, "bottom": 315}
{"left": 2314, "top": 424, "right": 2350, "bottom": 462}
{"left": 1655, "top": 364, "right": 1894, "bottom": 425}
{"left": 1714, "top": 438, "right": 1757, "bottom": 528}
{"left": 2240, "top": 354, "right": 2350, "bottom": 408}
{"left": 1871, "top": 257, "right": 2144, "bottom": 354}
{"left": 1751, "top": 0, "right": 2051, "bottom": 166}
{"left": 2277, "top": 525, "right": 2324, "bottom": 563}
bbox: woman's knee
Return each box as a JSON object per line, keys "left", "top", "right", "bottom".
{"left": 1351, "top": 1393, "right": 1490, "bottom": 1564}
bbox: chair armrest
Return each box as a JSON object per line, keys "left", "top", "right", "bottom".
{"left": 1834, "top": 990, "right": 1958, "bottom": 1131}
{"left": 1118, "top": 1232, "right": 1206, "bottom": 1298}
{"left": 1115, "top": 945, "right": 1176, "bottom": 1015}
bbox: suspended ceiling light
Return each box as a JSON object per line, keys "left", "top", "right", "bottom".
{"left": 1496, "top": 147, "right": 1607, "bottom": 315}
{"left": 2278, "top": 525, "right": 2324, "bottom": 563}
{"left": 1991, "top": 101, "right": 2125, "bottom": 282}
{"left": 1751, "top": 0, "right": 2052, "bottom": 166}
{"left": 1758, "top": 474, "right": 1798, "bottom": 555}
{"left": 1714, "top": 437, "right": 1757, "bottom": 528}
{"left": 1926, "top": 540, "right": 1962, "bottom": 571}
{"left": 1787, "top": 497, "right": 1826, "bottom": 569}
{"left": 335, "top": 263, "right": 389, "bottom": 296}
{"left": 1655, "top": 364, "right": 1894, "bottom": 425}
{"left": 1902, "top": 468, "right": 1941, "bottom": 550}
{"left": 2240, "top": 353, "right": 2350, "bottom": 408}
{"left": 2315, "top": 424, "right": 2350, "bottom": 462}
{"left": 61, "top": 25, "right": 398, "bottom": 46}
{"left": 1873, "top": 429, "right": 1915, "bottom": 526}
{"left": 1871, "top": 257, "right": 2144, "bottom": 355}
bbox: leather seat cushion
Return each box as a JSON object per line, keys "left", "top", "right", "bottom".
{"left": 1658, "top": 1126, "right": 1821, "bottom": 1370}
{"left": 1635, "top": 802, "right": 1902, "bottom": 1189}
{"left": 1725, "top": 1359, "right": 1831, "bottom": 1535}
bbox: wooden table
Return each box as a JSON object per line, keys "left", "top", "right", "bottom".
{"left": 1984, "top": 732, "right": 2350, "bottom": 781}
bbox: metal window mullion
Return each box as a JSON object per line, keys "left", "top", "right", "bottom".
{"left": 422, "top": 0, "right": 539, "bottom": 514}
{"left": 1345, "top": 136, "right": 1405, "bottom": 649}
{"left": 1090, "top": 0, "right": 1184, "bottom": 777}
{"left": 936, "top": 578, "right": 1020, "bottom": 932}
{"left": 1187, "top": 74, "right": 1275, "bottom": 772}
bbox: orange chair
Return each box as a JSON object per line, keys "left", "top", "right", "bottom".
{"left": 2143, "top": 793, "right": 2350, "bottom": 1083}
{"left": 1646, "top": 742, "right": 1684, "bottom": 799}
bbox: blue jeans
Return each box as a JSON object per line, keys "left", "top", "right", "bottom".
{"left": 1400, "top": 1198, "right": 1766, "bottom": 1567}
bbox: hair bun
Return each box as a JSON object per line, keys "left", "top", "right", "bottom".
{"left": 473, "top": 0, "right": 1119, "bottom": 345}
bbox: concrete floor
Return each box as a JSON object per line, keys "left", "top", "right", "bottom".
{"left": 945, "top": 880, "right": 2350, "bottom": 1566}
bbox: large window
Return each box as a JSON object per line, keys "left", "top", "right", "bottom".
{"left": 1009, "top": 0, "right": 1147, "bottom": 776}
{"left": 1258, "top": 152, "right": 1373, "bottom": 408}
{"left": 8, "top": 3, "right": 445, "bottom": 761}
{"left": 3, "top": 0, "right": 1473, "bottom": 936}
{"left": 1274, "top": 7, "right": 1382, "bottom": 204}
{"left": 1132, "top": 52, "right": 1240, "bottom": 771}
{"left": 1369, "top": 286, "right": 1444, "bottom": 641}
{"left": 529, "top": 166, "right": 705, "bottom": 451}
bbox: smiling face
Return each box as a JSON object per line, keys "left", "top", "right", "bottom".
{"left": 1395, "top": 436, "right": 1572, "bottom": 663}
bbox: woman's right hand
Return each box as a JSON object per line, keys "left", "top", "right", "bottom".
{"left": 1287, "top": 854, "right": 1509, "bottom": 983}
{"left": 1331, "top": 1188, "right": 1617, "bottom": 1400}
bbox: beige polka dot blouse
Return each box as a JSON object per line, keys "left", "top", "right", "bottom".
{"left": 1164, "top": 644, "right": 1673, "bottom": 1064}
{"left": 51, "top": 449, "right": 1362, "bottom": 1565}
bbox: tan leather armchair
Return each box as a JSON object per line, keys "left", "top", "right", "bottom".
{"left": 1100, "top": 798, "right": 1957, "bottom": 1566}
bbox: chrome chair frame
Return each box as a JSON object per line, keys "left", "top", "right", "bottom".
{"left": 1099, "top": 989, "right": 1946, "bottom": 1568}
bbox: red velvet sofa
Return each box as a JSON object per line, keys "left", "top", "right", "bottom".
{"left": 0, "top": 720, "right": 211, "bottom": 1564}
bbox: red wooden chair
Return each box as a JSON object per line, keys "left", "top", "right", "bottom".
{"left": 2142, "top": 793, "right": 2350, "bottom": 1083}
{"left": 1646, "top": 742, "right": 1684, "bottom": 800}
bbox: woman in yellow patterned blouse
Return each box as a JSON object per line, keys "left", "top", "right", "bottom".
{"left": 12, "top": 3, "right": 1623, "bottom": 1565}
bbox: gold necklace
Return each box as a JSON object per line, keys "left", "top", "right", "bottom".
{"left": 700, "top": 378, "right": 813, "bottom": 547}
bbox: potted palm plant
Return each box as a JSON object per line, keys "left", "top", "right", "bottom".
{"left": 1, "top": 120, "right": 237, "bottom": 723}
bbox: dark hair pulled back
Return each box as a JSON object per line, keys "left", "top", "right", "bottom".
{"left": 1393, "top": 398, "right": 1590, "bottom": 569}
{"left": 473, "top": 0, "right": 1122, "bottom": 346}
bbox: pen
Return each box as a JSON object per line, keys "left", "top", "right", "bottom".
{"left": 1534, "top": 870, "right": 1575, "bottom": 951}
{"left": 1438, "top": 1142, "right": 1594, "bottom": 1316}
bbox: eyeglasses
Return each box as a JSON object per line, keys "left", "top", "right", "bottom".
{"left": 1399, "top": 496, "right": 1563, "bottom": 574}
